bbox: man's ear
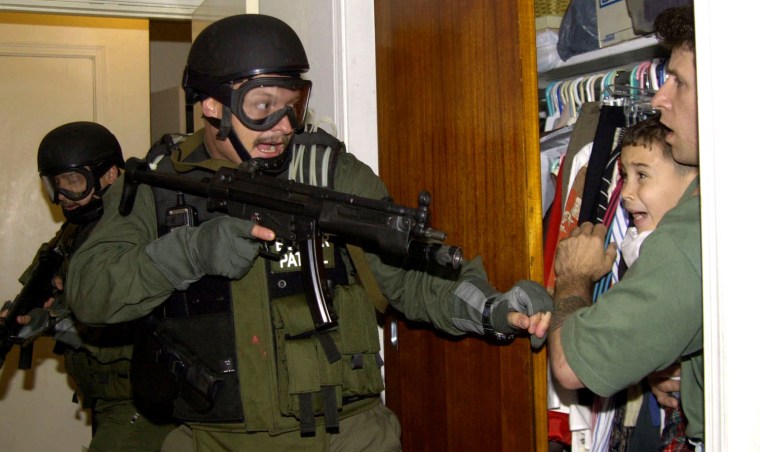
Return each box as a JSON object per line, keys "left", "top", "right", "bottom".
{"left": 201, "top": 97, "right": 222, "bottom": 119}
{"left": 101, "top": 165, "right": 119, "bottom": 186}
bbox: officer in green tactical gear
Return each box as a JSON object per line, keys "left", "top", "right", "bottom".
{"left": 4, "top": 122, "right": 176, "bottom": 451}
{"left": 65, "top": 14, "right": 553, "bottom": 451}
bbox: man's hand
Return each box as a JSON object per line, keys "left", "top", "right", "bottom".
{"left": 1, "top": 275, "right": 61, "bottom": 325}
{"left": 648, "top": 364, "right": 681, "bottom": 409}
{"left": 146, "top": 217, "right": 275, "bottom": 291}
{"left": 14, "top": 297, "right": 56, "bottom": 325}
{"left": 252, "top": 224, "right": 275, "bottom": 241}
{"left": 508, "top": 311, "right": 551, "bottom": 340}
{"left": 553, "top": 222, "right": 617, "bottom": 305}
{"left": 555, "top": 222, "right": 617, "bottom": 284}
{"left": 496, "top": 280, "right": 554, "bottom": 349}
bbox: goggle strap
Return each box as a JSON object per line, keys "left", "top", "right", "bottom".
{"left": 185, "top": 68, "right": 232, "bottom": 106}
{"left": 90, "top": 160, "right": 111, "bottom": 181}
{"left": 216, "top": 106, "right": 233, "bottom": 141}
{"left": 228, "top": 127, "right": 253, "bottom": 163}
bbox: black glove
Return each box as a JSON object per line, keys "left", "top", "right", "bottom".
{"left": 145, "top": 216, "right": 261, "bottom": 290}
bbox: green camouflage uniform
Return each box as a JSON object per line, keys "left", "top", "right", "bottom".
{"left": 66, "top": 129, "right": 550, "bottom": 451}
{"left": 20, "top": 216, "right": 175, "bottom": 451}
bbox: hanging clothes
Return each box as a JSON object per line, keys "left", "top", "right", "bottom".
{"left": 542, "top": 59, "right": 673, "bottom": 452}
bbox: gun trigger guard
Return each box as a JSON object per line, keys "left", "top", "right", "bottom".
{"left": 259, "top": 240, "right": 286, "bottom": 261}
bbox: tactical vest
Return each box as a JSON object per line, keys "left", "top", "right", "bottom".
{"left": 131, "top": 129, "right": 384, "bottom": 435}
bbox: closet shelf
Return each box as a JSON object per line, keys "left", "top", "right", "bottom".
{"left": 539, "top": 35, "right": 666, "bottom": 86}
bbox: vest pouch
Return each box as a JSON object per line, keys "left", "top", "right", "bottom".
{"left": 131, "top": 312, "right": 244, "bottom": 423}
{"left": 65, "top": 349, "right": 132, "bottom": 408}
{"left": 164, "top": 313, "right": 244, "bottom": 423}
{"left": 332, "top": 284, "right": 384, "bottom": 396}
{"left": 273, "top": 294, "right": 344, "bottom": 419}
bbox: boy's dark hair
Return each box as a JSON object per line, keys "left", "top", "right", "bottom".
{"left": 621, "top": 119, "right": 694, "bottom": 176}
{"left": 654, "top": 6, "right": 695, "bottom": 53}
{"left": 621, "top": 119, "right": 668, "bottom": 152}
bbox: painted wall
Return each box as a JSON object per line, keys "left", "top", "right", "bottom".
{"left": 0, "top": 12, "right": 150, "bottom": 451}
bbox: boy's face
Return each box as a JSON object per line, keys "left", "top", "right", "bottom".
{"left": 620, "top": 143, "right": 695, "bottom": 232}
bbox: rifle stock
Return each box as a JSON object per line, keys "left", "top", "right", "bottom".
{"left": 120, "top": 157, "right": 462, "bottom": 332}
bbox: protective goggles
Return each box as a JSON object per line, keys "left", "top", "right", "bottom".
{"left": 230, "top": 77, "right": 311, "bottom": 131}
{"left": 40, "top": 163, "right": 107, "bottom": 203}
{"left": 184, "top": 68, "right": 311, "bottom": 131}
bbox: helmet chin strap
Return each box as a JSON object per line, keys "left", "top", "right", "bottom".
{"left": 62, "top": 181, "right": 115, "bottom": 224}
{"left": 212, "top": 106, "right": 252, "bottom": 163}
{"left": 207, "top": 106, "right": 292, "bottom": 174}
{"left": 63, "top": 197, "right": 104, "bottom": 224}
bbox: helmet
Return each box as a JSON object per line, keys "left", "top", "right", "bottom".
{"left": 37, "top": 121, "right": 124, "bottom": 223}
{"left": 182, "top": 14, "right": 312, "bottom": 166}
{"left": 38, "top": 121, "right": 124, "bottom": 176}
{"left": 183, "top": 14, "right": 310, "bottom": 106}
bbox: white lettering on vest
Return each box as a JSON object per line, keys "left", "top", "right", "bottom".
{"left": 275, "top": 239, "right": 333, "bottom": 270}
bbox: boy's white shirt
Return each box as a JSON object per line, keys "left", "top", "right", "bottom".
{"left": 620, "top": 226, "right": 653, "bottom": 267}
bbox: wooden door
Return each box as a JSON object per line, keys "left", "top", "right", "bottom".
{"left": 374, "top": 1, "right": 545, "bottom": 450}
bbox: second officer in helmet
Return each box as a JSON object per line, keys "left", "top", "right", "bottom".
{"left": 16, "top": 122, "right": 176, "bottom": 451}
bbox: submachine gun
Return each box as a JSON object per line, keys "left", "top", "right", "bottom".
{"left": 119, "top": 156, "right": 463, "bottom": 332}
{"left": 0, "top": 236, "right": 65, "bottom": 369}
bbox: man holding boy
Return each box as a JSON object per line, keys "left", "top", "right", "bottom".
{"left": 548, "top": 5, "right": 704, "bottom": 446}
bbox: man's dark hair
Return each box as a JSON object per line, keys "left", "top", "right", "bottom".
{"left": 654, "top": 6, "right": 695, "bottom": 53}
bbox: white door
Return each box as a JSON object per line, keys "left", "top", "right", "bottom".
{"left": 0, "top": 12, "right": 149, "bottom": 451}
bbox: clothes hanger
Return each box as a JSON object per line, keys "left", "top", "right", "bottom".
{"left": 545, "top": 58, "right": 664, "bottom": 122}
{"left": 570, "top": 77, "right": 585, "bottom": 117}
{"left": 634, "top": 62, "right": 649, "bottom": 89}
{"left": 649, "top": 60, "right": 660, "bottom": 90}
{"left": 588, "top": 74, "right": 605, "bottom": 102}
{"left": 545, "top": 81, "right": 559, "bottom": 117}
{"left": 629, "top": 64, "right": 639, "bottom": 88}
{"left": 602, "top": 84, "right": 658, "bottom": 125}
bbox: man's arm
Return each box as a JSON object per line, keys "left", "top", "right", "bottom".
{"left": 69, "top": 175, "right": 270, "bottom": 326}
{"left": 548, "top": 222, "right": 617, "bottom": 388}
{"left": 549, "top": 296, "right": 589, "bottom": 389}
{"left": 332, "top": 153, "right": 553, "bottom": 345}
{"left": 66, "top": 177, "right": 176, "bottom": 324}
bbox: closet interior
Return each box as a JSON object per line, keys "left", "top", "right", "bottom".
{"left": 537, "top": 1, "right": 689, "bottom": 450}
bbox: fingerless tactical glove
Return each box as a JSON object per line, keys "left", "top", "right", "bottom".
{"left": 453, "top": 278, "right": 554, "bottom": 349}
{"left": 145, "top": 216, "right": 261, "bottom": 290}
{"left": 489, "top": 280, "right": 554, "bottom": 349}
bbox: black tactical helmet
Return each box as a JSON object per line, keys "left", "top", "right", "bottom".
{"left": 183, "top": 14, "right": 311, "bottom": 168}
{"left": 183, "top": 14, "right": 309, "bottom": 105}
{"left": 37, "top": 122, "right": 124, "bottom": 223}
{"left": 38, "top": 121, "right": 124, "bottom": 177}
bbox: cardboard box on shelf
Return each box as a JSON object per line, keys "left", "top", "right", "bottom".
{"left": 596, "top": 0, "right": 637, "bottom": 48}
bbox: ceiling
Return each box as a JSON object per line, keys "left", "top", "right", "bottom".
{"left": 0, "top": 0, "right": 203, "bottom": 20}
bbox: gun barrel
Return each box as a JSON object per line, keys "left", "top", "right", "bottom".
{"left": 409, "top": 242, "right": 463, "bottom": 269}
